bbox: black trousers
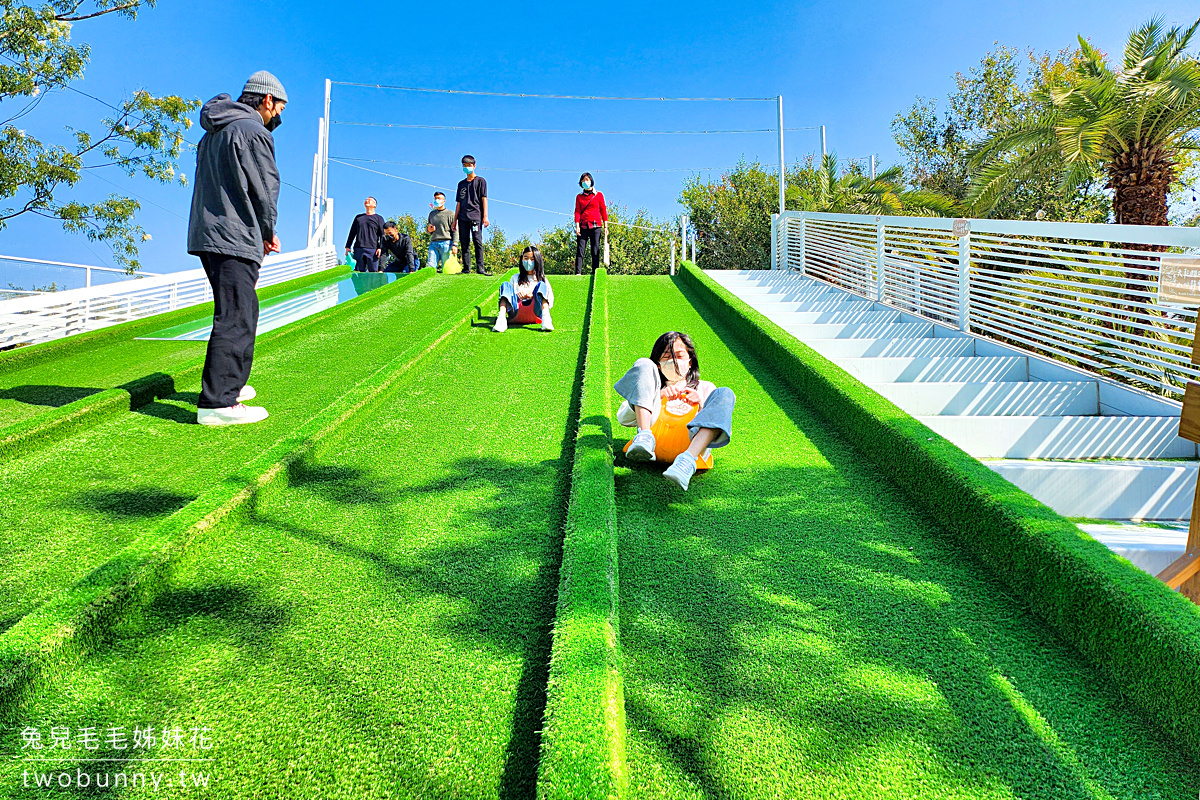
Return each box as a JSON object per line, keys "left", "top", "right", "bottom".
{"left": 457, "top": 220, "right": 485, "bottom": 272}
{"left": 198, "top": 252, "right": 260, "bottom": 409}
{"left": 575, "top": 225, "right": 602, "bottom": 274}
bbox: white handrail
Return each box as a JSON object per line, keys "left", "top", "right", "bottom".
{"left": 776, "top": 211, "right": 1200, "bottom": 398}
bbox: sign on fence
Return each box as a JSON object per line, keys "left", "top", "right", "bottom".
{"left": 1158, "top": 255, "right": 1200, "bottom": 305}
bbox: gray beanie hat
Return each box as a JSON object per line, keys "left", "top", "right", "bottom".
{"left": 242, "top": 70, "right": 287, "bottom": 103}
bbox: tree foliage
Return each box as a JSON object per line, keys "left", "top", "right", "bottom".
{"left": 892, "top": 43, "right": 1111, "bottom": 222}
{"left": 0, "top": 0, "right": 198, "bottom": 271}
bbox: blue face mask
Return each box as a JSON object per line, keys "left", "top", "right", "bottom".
{"left": 581, "top": 181, "right": 592, "bottom": 190}
{"left": 434, "top": 198, "right": 444, "bottom": 207}
{"left": 463, "top": 166, "right": 474, "bottom": 174}
{"left": 521, "top": 259, "right": 534, "bottom": 271}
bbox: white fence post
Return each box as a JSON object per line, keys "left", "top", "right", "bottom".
{"left": 670, "top": 236, "right": 676, "bottom": 276}
{"left": 770, "top": 214, "right": 779, "bottom": 270}
{"left": 797, "top": 214, "right": 805, "bottom": 274}
{"left": 875, "top": 217, "right": 885, "bottom": 302}
{"left": 779, "top": 215, "right": 789, "bottom": 271}
{"left": 954, "top": 218, "right": 971, "bottom": 332}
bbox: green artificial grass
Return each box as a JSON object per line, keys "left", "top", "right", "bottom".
{"left": 0, "top": 268, "right": 432, "bottom": 459}
{"left": 0, "top": 274, "right": 502, "bottom": 629}
{"left": 0, "top": 277, "right": 591, "bottom": 798}
{"left": 681, "top": 262, "right": 1200, "bottom": 759}
{"left": 537, "top": 269, "right": 628, "bottom": 800}
{"left": 607, "top": 275, "right": 1196, "bottom": 799}
{"left": 0, "top": 262, "right": 349, "bottom": 412}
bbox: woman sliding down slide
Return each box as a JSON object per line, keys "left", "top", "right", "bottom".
{"left": 615, "top": 331, "right": 736, "bottom": 491}
{"left": 494, "top": 245, "right": 555, "bottom": 332}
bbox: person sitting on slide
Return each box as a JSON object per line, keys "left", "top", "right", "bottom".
{"left": 494, "top": 245, "right": 554, "bottom": 332}
{"left": 615, "top": 331, "right": 735, "bottom": 491}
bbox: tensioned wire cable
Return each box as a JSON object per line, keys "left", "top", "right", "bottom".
{"left": 331, "top": 121, "right": 820, "bottom": 135}
{"left": 329, "top": 157, "right": 736, "bottom": 174}
{"left": 329, "top": 158, "right": 670, "bottom": 232}
{"left": 329, "top": 82, "right": 777, "bottom": 102}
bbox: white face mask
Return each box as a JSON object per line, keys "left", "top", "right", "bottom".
{"left": 659, "top": 356, "right": 686, "bottom": 382}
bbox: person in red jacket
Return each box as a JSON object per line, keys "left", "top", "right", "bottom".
{"left": 574, "top": 172, "right": 607, "bottom": 274}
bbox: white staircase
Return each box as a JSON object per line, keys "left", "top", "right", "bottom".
{"left": 706, "top": 269, "right": 1194, "bottom": 575}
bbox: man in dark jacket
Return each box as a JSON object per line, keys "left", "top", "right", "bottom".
{"left": 345, "top": 198, "right": 386, "bottom": 272}
{"left": 379, "top": 221, "right": 416, "bottom": 273}
{"left": 188, "top": 70, "right": 285, "bottom": 426}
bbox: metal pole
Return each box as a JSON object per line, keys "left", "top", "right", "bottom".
{"left": 870, "top": 154, "right": 876, "bottom": 181}
{"left": 777, "top": 96, "right": 786, "bottom": 216}
{"left": 322, "top": 79, "right": 332, "bottom": 206}
{"left": 820, "top": 125, "right": 826, "bottom": 157}
{"left": 691, "top": 230, "right": 697, "bottom": 264}
{"left": 680, "top": 215, "right": 688, "bottom": 262}
{"left": 670, "top": 236, "right": 676, "bottom": 276}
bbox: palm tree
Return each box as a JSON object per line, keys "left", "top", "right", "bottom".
{"left": 795, "top": 153, "right": 958, "bottom": 216}
{"left": 968, "top": 17, "right": 1200, "bottom": 229}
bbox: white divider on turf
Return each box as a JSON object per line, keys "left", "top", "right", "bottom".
{"left": 0, "top": 203, "right": 339, "bottom": 350}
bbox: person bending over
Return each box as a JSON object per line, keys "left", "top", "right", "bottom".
{"left": 493, "top": 245, "right": 554, "bottom": 333}
{"left": 615, "top": 331, "right": 735, "bottom": 491}
{"left": 380, "top": 221, "right": 416, "bottom": 273}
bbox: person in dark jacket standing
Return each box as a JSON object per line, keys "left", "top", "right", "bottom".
{"left": 453, "top": 155, "right": 491, "bottom": 275}
{"left": 574, "top": 172, "right": 607, "bottom": 274}
{"left": 345, "top": 197, "right": 386, "bottom": 272}
{"left": 188, "top": 70, "right": 286, "bottom": 426}
{"left": 379, "top": 221, "right": 416, "bottom": 273}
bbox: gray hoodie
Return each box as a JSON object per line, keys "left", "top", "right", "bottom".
{"left": 187, "top": 94, "right": 280, "bottom": 264}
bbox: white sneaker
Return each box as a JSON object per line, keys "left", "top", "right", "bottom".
{"left": 663, "top": 452, "right": 698, "bottom": 491}
{"left": 626, "top": 430, "right": 656, "bottom": 462}
{"left": 493, "top": 314, "right": 508, "bottom": 333}
{"left": 540, "top": 308, "right": 554, "bottom": 331}
{"left": 197, "top": 403, "right": 270, "bottom": 426}
{"left": 237, "top": 385, "right": 256, "bottom": 402}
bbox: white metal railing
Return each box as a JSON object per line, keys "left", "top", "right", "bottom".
{"left": 775, "top": 211, "right": 1200, "bottom": 397}
{"left": 0, "top": 204, "right": 338, "bottom": 349}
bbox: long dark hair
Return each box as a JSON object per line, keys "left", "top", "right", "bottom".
{"left": 649, "top": 331, "right": 699, "bottom": 389}
{"left": 518, "top": 245, "right": 546, "bottom": 285}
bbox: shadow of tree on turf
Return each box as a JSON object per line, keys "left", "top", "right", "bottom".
{"left": 70, "top": 487, "right": 195, "bottom": 519}
{"left": 0, "top": 385, "right": 101, "bottom": 407}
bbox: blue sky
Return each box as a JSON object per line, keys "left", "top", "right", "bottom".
{"left": 2, "top": 0, "right": 1189, "bottom": 273}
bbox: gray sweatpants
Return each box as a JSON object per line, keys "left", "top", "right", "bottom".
{"left": 614, "top": 358, "right": 735, "bottom": 448}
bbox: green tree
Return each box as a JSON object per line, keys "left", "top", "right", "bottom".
{"left": 968, "top": 17, "right": 1200, "bottom": 230}
{"left": 892, "top": 43, "right": 1111, "bottom": 222}
{"left": 0, "top": 0, "right": 197, "bottom": 271}
{"left": 798, "top": 153, "right": 958, "bottom": 216}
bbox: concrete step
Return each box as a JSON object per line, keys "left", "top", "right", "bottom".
{"left": 743, "top": 292, "right": 844, "bottom": 310}
{"left": 745, "top": 297, "right": 868, "bottom": 313}
{"left": 779, "top": 321, "right": 936, "bottom": 340}
{"left": 835, "top": 356, "right": 1028, "bottom": 384}
{"left": 990, "top": 460, "right": 1198, "bottom": 520}
{"left": 923, "top": 415, "right": 1197, "bottom": 459}
{"left": 1078, "top": 522, "right": 1187, "bottom": 576}
{"left": 808, "top": 337, "right": 972, "bottom": 359}
{"left": 768, "top": 308, "right": 899, "bottom": 326}
{"left": 873, "top": 381, "right": 1098, "bottom": 416}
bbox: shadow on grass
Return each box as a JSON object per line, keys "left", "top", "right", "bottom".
{"left": 70, "top": 487, "right": 195, "bottom": 519}
{"left": 133, "top": 392, "right": 200, "bottom": 424}
{"left": 0, "top": 385, "right": 101, "bottom": 408}
{"left": 605, "top": 277, "right": 1198, "bottom": 799}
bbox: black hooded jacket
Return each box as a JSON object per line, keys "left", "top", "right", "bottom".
{"left": 187, "top": 94, "right": 280, "bottom": 264}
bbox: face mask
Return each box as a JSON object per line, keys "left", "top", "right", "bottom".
{"left": 434, "top": 198, "right": 444, "bottom": 208}
{"left": 521, "top": 259, "right": 534, "bottom": 271}
{"left": 581, "top": 181, "right": 592, "bottom": 190}
{"left": 463, "top": 166, "right": 474, "bottom": 174}
{"left": 265, "top": 112, "right": 283, "bottom": 132}
{"left": 659, "top": 357, "right": 685, "bottom": 382}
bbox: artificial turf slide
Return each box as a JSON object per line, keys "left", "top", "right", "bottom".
{"left": 537, "top": 269, "right": 628, "bottom": 800}
{"left": 681, "top": 263, "right": 1200, "bottom": 760}
{"left": 0, "top": 268, "right": 434, "bottom": 460}
{"left": 0, "top": 271, "right": 503, "bottom": 723}
{"left": 0, "top": 274, "right": 506, "bottom": 629}
{"left": 607, "top": 274, "right": 1196, "bottom": 799}
{"left": 0, "top": 260, "right": 347, "bottom": 386}
{"left": 0, "top": 277, "right": 592, "bottom": 798}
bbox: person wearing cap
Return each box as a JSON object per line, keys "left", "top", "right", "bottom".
{"left": 187, "top": 70, "right": 286, "bottom": 426}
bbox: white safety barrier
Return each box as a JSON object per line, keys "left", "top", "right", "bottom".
{"left": 0, "top": 205, "right": 338, "bottom": 350}
{"left": 774, "top": 211, "right": 1200, "bottom": 398}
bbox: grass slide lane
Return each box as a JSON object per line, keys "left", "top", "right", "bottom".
{"left": 0, "top": 275, "right": 499, "bottom": 629}
{"left": 0, "top": 265, "right": 351, "bottom": 430}
{"left": 0, "top": 277, "right": 591, "bottom": 799}
{"left": 607, "top": 276, "right": 1196, "bottom": 800}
